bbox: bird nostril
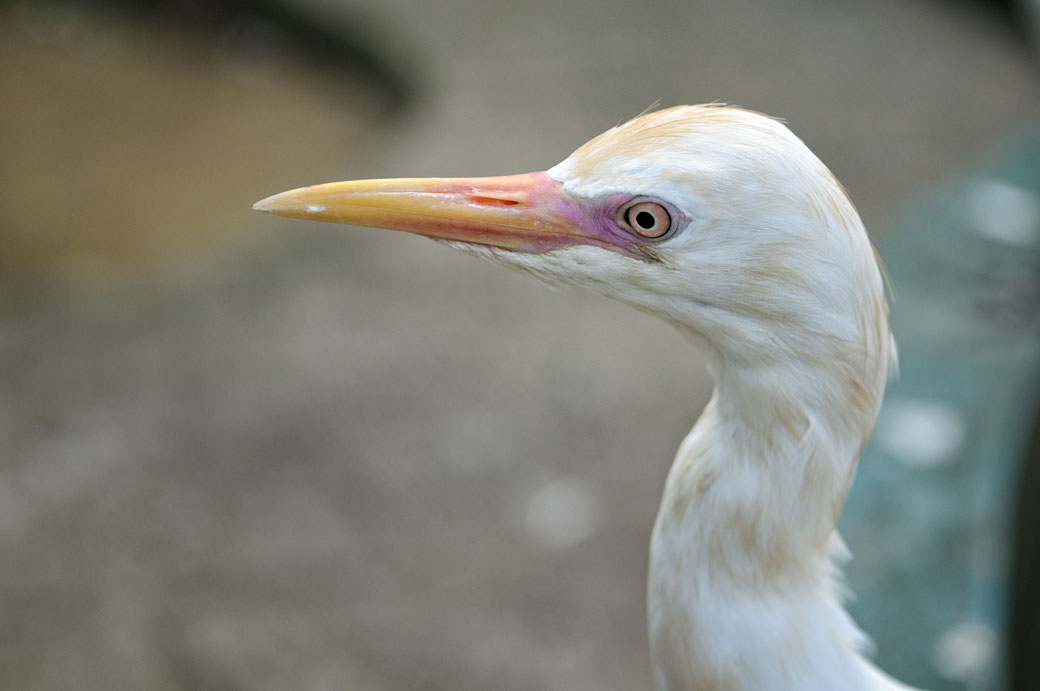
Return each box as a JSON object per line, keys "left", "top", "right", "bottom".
{"left": 468, "top": 196, "right": 521, "bottom": 207}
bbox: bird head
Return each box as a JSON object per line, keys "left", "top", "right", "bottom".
{"left": 255, "top": 105, "right": 889, "bottom": 371}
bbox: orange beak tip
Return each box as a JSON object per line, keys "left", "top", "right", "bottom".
{"left": 252, "top": 189, "right": 331, "bottom": 223}
{"left": 252, "top": 191, "right": 293, "bottom": 214}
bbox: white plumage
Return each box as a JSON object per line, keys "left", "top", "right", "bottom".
{"left": 255, "top": 105, "right": 920, "bottom": 690}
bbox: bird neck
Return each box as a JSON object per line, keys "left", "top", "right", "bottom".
{"left": 658, "top": 349, "right": 878, "bottom": 584}
{"left": 647, "top": 327, "right": 895, "bottom": 689}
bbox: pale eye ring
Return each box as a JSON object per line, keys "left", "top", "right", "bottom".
{"left": 620, "top": 201, "right": 672, "bottom": 239}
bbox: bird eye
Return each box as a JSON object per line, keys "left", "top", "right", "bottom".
{"left": 620, "top": 201, "right": 672, "bottom": 239}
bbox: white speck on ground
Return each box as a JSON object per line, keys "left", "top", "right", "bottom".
{"left": 877, "top": 398, "right": 966, "bottom": 468}
{"left": 967, "top": 180, "right": 1040, "bottom": 246}
{"left": 522, "top": 478, "right": 603, "bottom": 549}
{"left": 931, "top": 619, "right": 998, "bottom": 681}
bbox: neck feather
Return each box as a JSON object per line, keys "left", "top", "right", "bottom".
{"left": 647, "top": 317, "right": 899, "bottom": 690}
{"left": 659, "top": 340, "right": 887, "bottom": 586}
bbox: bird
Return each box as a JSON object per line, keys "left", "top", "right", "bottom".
{"left": 253, "top": 104, "right": 919, "bottom": 691}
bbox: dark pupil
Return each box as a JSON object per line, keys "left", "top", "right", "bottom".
{"left": 635, "top": 210, "right": 656, "bottom": 229}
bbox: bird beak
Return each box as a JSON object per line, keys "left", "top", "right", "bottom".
{"left": 253, "top": 172, "right": 637, "bottom": 257}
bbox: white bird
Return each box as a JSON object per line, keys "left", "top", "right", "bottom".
{"left": 254, "top": 105, "right": 920, "bottom": 690}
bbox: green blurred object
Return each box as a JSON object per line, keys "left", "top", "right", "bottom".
{"left": 841, "top": 119, "right": 1040, "bottom": 691}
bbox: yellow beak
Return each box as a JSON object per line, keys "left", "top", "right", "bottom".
{"left": 253, "top": 172, "right": 646, "bottom": 257}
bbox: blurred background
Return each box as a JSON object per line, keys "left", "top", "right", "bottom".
{"left": 2, "top": 0, "right": 1040, "bottom": 689}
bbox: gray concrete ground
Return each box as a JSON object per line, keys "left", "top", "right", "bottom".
{"left": 2, "top": 1, "right": 1039, "bottom": 689}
